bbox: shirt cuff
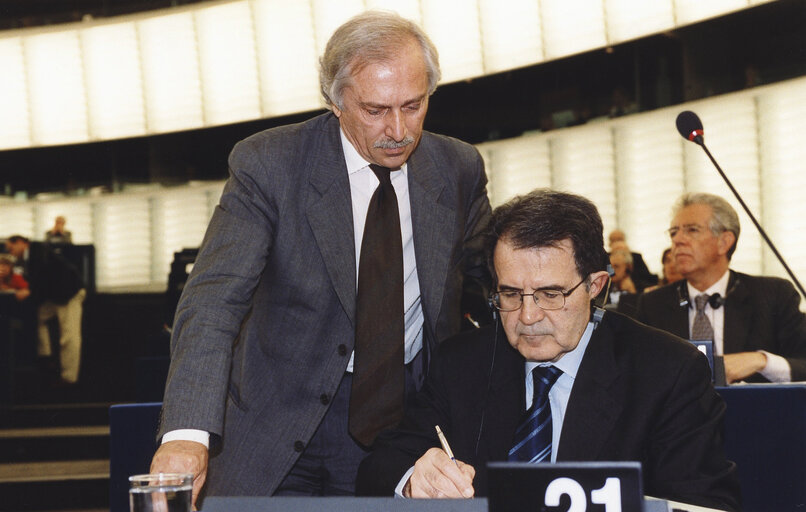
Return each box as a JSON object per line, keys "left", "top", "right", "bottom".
{"left": 161, "top": 429, "right": 210, "bottom": 448}
{"left": 394, "top": 467, "right": 416, "bottom": 497}
{"left": 758, "top": 350, "right": 791, "bottom": 382}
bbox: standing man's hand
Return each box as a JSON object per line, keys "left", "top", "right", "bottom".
{"left": 405, "top": 447, "right": 475, "bottom": 498}
{"left": 150, "top": 440, "right": 209, "bottom": 510}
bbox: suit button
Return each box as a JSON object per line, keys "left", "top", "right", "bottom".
{"left": 337, "top": 344, "right": 347, "bottom": 356}
{"left": 320, "top": 393, "right": 330, "bottom": 405}
{"left": 294, "top": 441, "right": 305, "bottom": 452}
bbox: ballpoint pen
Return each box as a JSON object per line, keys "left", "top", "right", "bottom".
{"left": 435, "top": 425, "right": 459, "bottom": 467}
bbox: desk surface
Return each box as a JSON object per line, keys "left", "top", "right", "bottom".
{"left": 201, "top": 497, "right": 488, "bottom": 512}
{"left": 200, "top": 497, "right": 692, "bottom": 512}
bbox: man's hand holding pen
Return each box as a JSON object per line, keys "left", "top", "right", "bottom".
{"left": 404, "top": 447, "right": 476, "bottom": 498}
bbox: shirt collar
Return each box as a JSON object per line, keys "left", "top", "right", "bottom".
{"left": 687, "top": 269, "right": 730, "bottom": 307}
{"left": 525, "top": 321, "right": 595, "bottom": 380}
{"left": 340, "top": 129, "right": 369, "bottom": 175}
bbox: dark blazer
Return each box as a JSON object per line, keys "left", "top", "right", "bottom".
{"left": 630, "top": 252, "right": 657, "bottom": 292}
{"left": 357, "top": 312, "right": 740, "bottom": 512}
{"left": 636, "top": 270, "right": 806, "bottom": 381}
{"left": 158, "top": 112, "right": 492, "bottom": 496}
{"left": 24, "top": 242, "right": 83, "bottom": 305}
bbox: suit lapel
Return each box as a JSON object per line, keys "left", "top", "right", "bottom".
{"left": 407, "top": 145, "right": 456, "bottom": 333}
{"left": 481, "top": 337, "right": 525, "bottom": 462}
{"left": 723, "top": 271, "right": 751, "bottom": 353}
{"left": 670, "top": 283, "right": 691, "bottom": 339}
{"left": 306, "top": 120, "right": 358, "bottom": 325}
{"left": 557, "top": 321, "right": 624, "bottom": 461}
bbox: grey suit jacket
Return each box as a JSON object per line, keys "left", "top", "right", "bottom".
{"left": 158, "top": 112, "right": 492, "bottom": 496}
{"left": 636, "top": 270, "right": 806, "bottom": 381}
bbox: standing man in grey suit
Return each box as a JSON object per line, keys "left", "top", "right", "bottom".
{"left": 637, "top": 192, "right": 806, "bottom": 383}
{"left": 149, "top": 10, "right": 492, "bottom": 506}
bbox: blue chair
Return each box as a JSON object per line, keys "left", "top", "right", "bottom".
{"left": 109, "top": 402, "right": 162, "bottom": 512}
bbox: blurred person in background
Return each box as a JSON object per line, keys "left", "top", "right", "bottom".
{"left": 44, "top": 215, "right": 72, "bottom": 244}
{"left": 0, "top": 253, "right": 30, "bottom": 301}
{"left": 644, "top": 248, "right": 682, "bottom": 292}
{"left": 608, "top": 229, "right": 657, "bottom": 291}
{"left": 4, "top": 235, "right": 85, "bottom": 385}
{"left": 610, "top": 248, "right": 637, "bottom": 295}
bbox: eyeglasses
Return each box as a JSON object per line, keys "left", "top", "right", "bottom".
{"left": 667, "top": 224, "right": 711, "bottom": 239}
{"left": 491, "top": 277, "right": 587, "bottom": 312}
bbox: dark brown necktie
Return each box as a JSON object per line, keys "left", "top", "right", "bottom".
{"left": 348, "top": 164, "right": 405, "bottom": 446}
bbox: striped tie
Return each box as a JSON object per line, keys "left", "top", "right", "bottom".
{"left": 509, "top": 365, "right": 562, "bottom": 463}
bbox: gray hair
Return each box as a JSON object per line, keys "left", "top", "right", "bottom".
{"left": 673, "top": 192, "right": 740, "bottom": 259}
{"left": 318, "top": 11, "right": 441, "bottom": 110}
{"left": 610, "top": 248, "right": 633, "bottom": 267}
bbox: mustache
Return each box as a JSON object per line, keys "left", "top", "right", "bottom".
{"left": 373, "top": 136, "right": 415, "bottom": 149}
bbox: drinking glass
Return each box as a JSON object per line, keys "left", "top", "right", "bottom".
{"left": 129, "top": 473, "right": 192, "bottom": 512}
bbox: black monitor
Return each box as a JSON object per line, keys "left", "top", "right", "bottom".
{"left": 689, "top": 340, "right": 726, "bottom": 386}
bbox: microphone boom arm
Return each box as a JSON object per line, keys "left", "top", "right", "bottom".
{"left": 698, "top": 141, "right": 806, "bottom": 301}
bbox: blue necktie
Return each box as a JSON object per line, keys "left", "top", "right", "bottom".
{"left": 509, "top": 365, "right": 563, "bottom": 463}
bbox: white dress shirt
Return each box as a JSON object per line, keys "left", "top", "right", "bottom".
{"left": 686, "top": 270, "right": 789, "bottom": 382}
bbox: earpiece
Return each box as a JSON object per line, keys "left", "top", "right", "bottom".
{"left": 708, "top": 277, "right": 740, "bottom": 309}
{"left": 591, "top": 306, "right": 605, "bottom": 326}
{"left": 708, "top": 293, "right": 724, "bottom": 309}
{"left": 590, "top": 270, "right": 611, "bottom": 327}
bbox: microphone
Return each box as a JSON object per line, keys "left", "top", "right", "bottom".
{"left": 675, "top": 111, "right": 806, "bottom": 300}
{"left": 676, "top": 110, "right": 704, "bottom": 145}
{"left": 708, "top": 293, "right": 724, "bottom": 309}
{"left": 677, "top": 276, "right": 740, "bottom": 309}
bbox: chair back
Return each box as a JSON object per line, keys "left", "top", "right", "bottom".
{"left": 109, "top": 402, "right": 162, "bottom": 512}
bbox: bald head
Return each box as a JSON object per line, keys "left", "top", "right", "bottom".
{"left": 609, "top": 229, "right": 626, "bottom": 248}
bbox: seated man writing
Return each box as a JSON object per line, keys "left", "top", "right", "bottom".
{"left": 357, "top": 189, "right": 740, "bottom": 512}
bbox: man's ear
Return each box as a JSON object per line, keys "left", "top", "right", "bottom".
{"left": 332, "top": 104, "right": 343, "bottom": 118}
{"left": 717, "top": 230, "right": 736, "bottom": 256}
{"left": 588, "top": 271, "right": 611, "bottom": 298}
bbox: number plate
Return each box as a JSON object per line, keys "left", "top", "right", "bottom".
{"left": 487, "top": 461, "right": 643, "bottom": 512}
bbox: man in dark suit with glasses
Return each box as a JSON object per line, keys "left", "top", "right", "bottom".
{"left": 357, "top": 189, "right": 739, "bottom": 512}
